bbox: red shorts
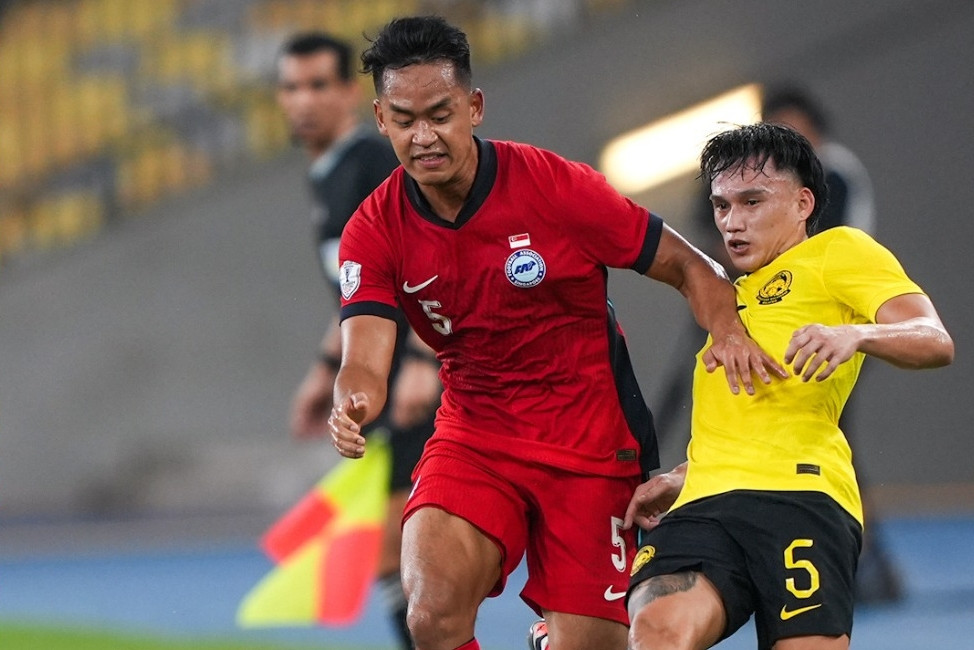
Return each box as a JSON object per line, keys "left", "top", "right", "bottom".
{"left": 403, "top": 435, "right": 639, "bottom": 625}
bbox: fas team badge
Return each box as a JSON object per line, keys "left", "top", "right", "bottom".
{"left": 756, "top": 270, "right": 793, "bottom": 305}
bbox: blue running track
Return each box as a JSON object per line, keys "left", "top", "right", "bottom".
{"left": 1, "top": 515, "right": 973, "bottom": 649}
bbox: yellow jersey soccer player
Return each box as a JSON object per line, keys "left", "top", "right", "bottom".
{"left": 626, "top": 123, "right": 953, "bottom": 650}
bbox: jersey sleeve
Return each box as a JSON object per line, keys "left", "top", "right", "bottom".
{"left": 540, "top": 152, "right": 661, "bottom": 273}
{"left": 823, "top": 227, "right": 925, "bottom": 321}
{"left": 337, "top": 193, "right": 401, "bottom": 324}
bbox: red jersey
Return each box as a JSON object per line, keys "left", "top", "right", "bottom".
{"left": 339, "top": 138, "right": 661, "bottom": 477}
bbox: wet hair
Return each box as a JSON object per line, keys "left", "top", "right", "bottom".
{"left": 700, "top": 122, "right": 829, "bottom": 235}
{"left": 361, "top": 15, "right": 472, "bottom": 95}
{"left": 279, "top": 32, "right": 354, "bottom": 82}
{"left": 761, "top": 84, "right": 830, "bottom": 135}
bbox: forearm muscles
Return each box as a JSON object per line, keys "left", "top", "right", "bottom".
{"left": 856, "top": 317, "right": 954, "bottom": 369}
{"left": 866, "top": 293, "right": 954, "bottom": 369}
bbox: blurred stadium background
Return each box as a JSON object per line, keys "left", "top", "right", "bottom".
{"left": 1, "top": 0, "right": 973, "bottom": 648}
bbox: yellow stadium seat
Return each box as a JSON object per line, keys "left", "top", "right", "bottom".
{"left": 26, "top": 190, "right": 104, "bottom": 250}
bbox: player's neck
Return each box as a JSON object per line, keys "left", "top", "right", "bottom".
{"left": 418, "top": 185, "right": 467, "bottom": 223}
{"left": 417, "top": 144, "right": 480, "bottom": 222}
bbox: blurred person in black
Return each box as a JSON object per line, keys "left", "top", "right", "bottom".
{"left": 761, "top": 85, "right": 874, "bottom": 234}
{"left": 277, "top": 32, "right": 440, "bottom": 649}
{"left": 654, "top": 84, "right": 899, "bottom": 604}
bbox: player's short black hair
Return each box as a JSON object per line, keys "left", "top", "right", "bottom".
{"left": 761, "top": 84, "right": 830, "bottom": 135}
{"left": 700, "top": 122, "right": 829, "bottom": 236}
{"left": 361, "top": 15, "right": 472, "bottom": 95}
{"left": 279, "top": 32, "right": 354, "bottom": 82}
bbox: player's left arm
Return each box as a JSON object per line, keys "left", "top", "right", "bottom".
{"left": 785, "top": 292, "right": 954, "bottom": 382}
{"left": 624, "top": 461, "right": 687, "bottom": 531}
{"left": 646, "top": 223, "right": 788, "bottom": 395}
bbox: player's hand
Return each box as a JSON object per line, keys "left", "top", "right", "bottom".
{"left": 289, "top": 363, "right": 335, "bottom": 438}
{"left": 784, "top": 323, "right": 859, "bottom": 382}
{"left": 390, "top": 358, "right": 441, "bottom": 429}
{"left": 702, "top": 332, "right": 789, "bottom": 395}
{"left": 624, "top": 464, "right": 687, "bottom": 531}
{"left": 328, "top": 393, "right": 369, "bottom": 458}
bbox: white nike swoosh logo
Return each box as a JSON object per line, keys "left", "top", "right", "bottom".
{"left": 403, "top": 275, "right": 438, "bottom": 294}
{"left": 603, "top": 586, "right": 627, "bottom": 601}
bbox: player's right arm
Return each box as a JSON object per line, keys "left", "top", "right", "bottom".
{"left": 784, "top": 231, "right": 954, "bottom": 381}
{"left": 328, "top": 314, "right": 397, "bottom": 458}
{"left": 785, "top": 292, "right": 954, "bottom": 381}
{"left": 647, "top": 223, "right": 788, "bottom": 394}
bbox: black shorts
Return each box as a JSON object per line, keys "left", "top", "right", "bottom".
{"left": 629, "top": 490, "right": 862, "bottom": 649}
{"left": 366, "top": 413, "right": 435, "bottom": 492}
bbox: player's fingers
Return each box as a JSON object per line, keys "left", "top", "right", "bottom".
{"left": 748, "top": 354, "right": 784, "bottom": 386}
{"left": 328, "top": 407, "right": 365, "bottom": 447}
{"left": 339, "top": 446, "right": 365, "bottom": 459}
{"left": 784, "top": 328, "right": 809, "bottom": 364}
{"left": 801, "top": 355, "right": 835, "bottom": 382}
{"left": 717, "top": 356, "right": 743, "bottom": 395}
{"left": 800, "top": 354, "right": 826, "bottom": 382}
{"left": 623, "top": 497, "right": 640, "bottom": 530}
{"left": 749, "top": 355, "right": 772, "bottom": 385}
{"left": 728, "top": 357, "right": 753, "bottom": 395}
{"left": 763, "top": 351, "right": 790, "bottom": 379}
{"left": 814, "top": 360, "right": 837, "bottom": 382}
{"left": 789, "top": 347, "right": 812, "bottom": 377}
{"left": 334, "top": 400, "right": 362, "bottom": 434}
{"left": 702, "top": 348, "right": 720, "bottom": 373}
{"left": 332, "top": 434, "right": 365, "bottom": 458}
{"left": 637, "top": 515, "right": 662, "bottom": 531}
{"left": 349, "top": 392, "right": 369, "bottom": 414}
{"left": 783, "top": 344, "right": 796, "bottom": 365}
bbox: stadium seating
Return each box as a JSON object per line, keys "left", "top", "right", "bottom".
{"left": 0, "top": 0, "right": 635, "bottom": 267}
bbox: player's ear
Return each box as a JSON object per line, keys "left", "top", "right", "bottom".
{"left": 797, "top": 186, "right": 815, "bottom": 223}
{"left": 373, "top": 99, "right": 389, "bottom": 136}
{"left": 469, "top": 88, "right": 485, "bottom": 128}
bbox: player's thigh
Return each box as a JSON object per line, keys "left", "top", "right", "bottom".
{"left": 402, "top": 441, "right": 527, "bottom": 596}
{"left": 628, "top": 500, "right": 755, "bottom": 642}
{"left": 735, "top": 492, "right": 859, "bottom": 649}
{"left": 544, "top": 611, "right": 627, "bottom": 650}
{"left": 401, "top": 506, "right": 502, "bottom": 609}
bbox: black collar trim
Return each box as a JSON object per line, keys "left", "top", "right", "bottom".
{"left": 404, "top": 137, "right": 497, "bottom": 229}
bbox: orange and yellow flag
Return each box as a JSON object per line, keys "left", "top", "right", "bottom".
{"left": 236, "top": 433, "right": 391, "bottom": 627}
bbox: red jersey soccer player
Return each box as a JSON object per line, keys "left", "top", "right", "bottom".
{"left": 327, "top": 16, "right": 785, "bottom": 650}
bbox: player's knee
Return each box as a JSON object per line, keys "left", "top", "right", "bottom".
{"left": 405, "top": 593, "right": 473, "bottom": 648}
{"left": 629, "top": 603, "right": 698, "bottom": 650}
{"left": 404, "top": 602, "right": 441, "bottom": 648}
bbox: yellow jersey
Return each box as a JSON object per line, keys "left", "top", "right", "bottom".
{"left": 672, "top": 227, "right": 925, "bottom": 524}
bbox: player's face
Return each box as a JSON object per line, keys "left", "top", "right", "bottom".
{"left": 373, "top": 61, "right": 484, "bottom": 196}
{"left": 276, "top": 51, "right": 358, "bottom": 155}
{"left": 710, "top": 159, "right": 813, "bottom": 273}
